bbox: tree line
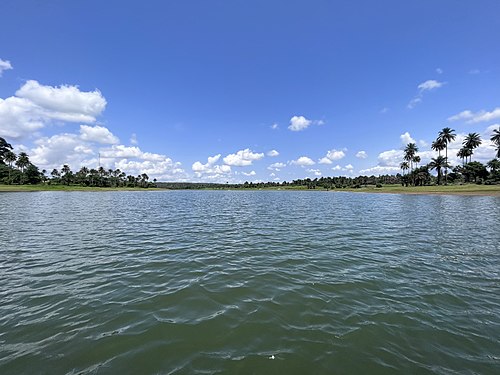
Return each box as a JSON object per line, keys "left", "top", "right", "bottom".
{"left": 0, "top": 137, "right": 156, "bottom": 188}
{"left": 400, "top": 127, "right": 500, "bottom": 186}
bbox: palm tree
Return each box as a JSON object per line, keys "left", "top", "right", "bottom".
{"left": 4, "top": 150, "right": 17, "bottom": 184}
{"left": 428, "top": 155, "right": 449, "bottom": 185}
{"left": 15, "top": 152, "right": 30, "bottom": 173}
{"left": 457, "top": 147, "right": 472, "bottom": 166}
{"left": 491, "top": 127, "right": 500, "bottom": 158}
{"left": 413, "top": 155, "right": 421, "bottom": 168}
{"left": 0, "top": 136, "right": 13, "bottom": 164}
{"left": 486, "top": 158, "right": 500, "bottom": 173}
{"left": 438, "top": 127, "right": 456, "bottom": 183}
{"left": 431, "top": 138, "right": 446, "bottom": 156}
{"left": 404, "top": 143, "right": 418, "bottom": 185}
{"left": 400, "top": 162, "right": 409, "bottom": 175}
{"left": 463, "top": 133, "right": 482, "bottom": 162}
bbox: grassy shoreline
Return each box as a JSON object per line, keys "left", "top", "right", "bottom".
{"left": 1, "top": 183, "right": 499, "bottom": 196}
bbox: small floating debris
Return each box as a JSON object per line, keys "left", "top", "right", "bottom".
{"left": 269, "top": 355, "right": 275, "bottom": 360}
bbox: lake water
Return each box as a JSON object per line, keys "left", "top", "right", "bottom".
{"left": 1, "top": 190, "right": 499, "bottom": 374}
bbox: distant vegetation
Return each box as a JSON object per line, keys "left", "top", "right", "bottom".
{"left": 0, "top": 137, "right": 156, "bottom": 188}
{"left": 1, "top": 127, "right": 500, "bottom": 190}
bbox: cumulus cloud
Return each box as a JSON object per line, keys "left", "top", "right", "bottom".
{"left": 0, "top": 80, "right": 107, "bottom": 140}
{"left": 268, "top": 162, "right": 286, "bottom": 171}
{"left": 400, "top": 132, "right": 416, "bottom": 145}
{"left": 355, "top": 151, "right": 367, "bottom": 159}
{"left": 307, "top": 168, "right": 322, "bottom": 176}
{"left": 291, "top": 156, "right": 315, "bottom": 166}
{"left": 267, "top": 149, "right": 279, "bottom": 157}
{"left": 80, "top": 125, "right": 119, "bottom": 144}
{"left": 332, "top": 165, "right": 342, "bottom": 171}
{"left": 0, "top": 58, "right": 13, "bottom": 76}
{"left": 319, "top": 149, "right": 346, "bottom": 164}
{"left": 242, "top": 171, "right": 256, "bottom": 176}
{"left": 408, "top": 79, "right": 445, "bottom": 109}
{"left": 223, "top": 148, "right": 264, "bottom": 166}
{"left": 448, "top": 107, "right": 500, "bottom": 123}
{"left": 288, "top": 115, "right": 312, "bottom": 131}
{"left": 192, "top": 154, "right": 231, "bottom": 178}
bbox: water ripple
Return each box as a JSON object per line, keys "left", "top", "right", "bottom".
{"left": 1, "top": 191, "right": 499, "bottom": 374}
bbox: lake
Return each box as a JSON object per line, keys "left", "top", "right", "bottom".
{"left": 1, "top": 190, "right": 499, "bottom": 374}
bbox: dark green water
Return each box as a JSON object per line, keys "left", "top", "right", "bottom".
{"left": 1, "top": 190, "right": 499, "bottom": 374}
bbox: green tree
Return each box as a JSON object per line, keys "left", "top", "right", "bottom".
{"left": 431, "top": 138, "right": 446, "bottom": 156}
{"left": 15, "top": 152, "right": 30, "bottom": 175}
{"left": 463, "top": 133, "right": 482, "bottom": 162}
{"left": 404, "top": 143, "right": 418, "bottom": 185}
{"left": 457, "top": 147, "right": 472, "bottom": 166}
{"left": 0, "top": 136, "right": 13, "bottom": 164}
{"left": 428, "top": 155, "right": 449, "bottom": 185}
{"left": 438, "top": 127, "right": 456, "bottom": 183}
{"left": 491, "top": 127, "right": 500, "bottom": 158}
{"left": 4, "top": 150, "right": 16, "bottom": 184}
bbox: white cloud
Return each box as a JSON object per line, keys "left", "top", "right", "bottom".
{"left": 291, "top": 156, "right": 315, "bottom": 166}
{"left": 400, "top": 132, "right": 416, "bottom": 145}
{"left": 345, "top": 164, "right": 353, "bottom": 170}
{"left": 355, "top": 151, "right": 367, "bottom": 159}
{"left": 407, "top": 97, "right": 422, "bottom": 109}
{"left": 242, "top": 171, "right": 256, "bottom": 176}
{"left": 307, "top": 169, "right": 322, "bottom": 176}
{"left": 270, "top": 123, "right": 279, "bottom": 130}
{"left": 288, "top": 115, "right": 312, "bottom": 131}
{"left": 267, "top": 149, "right": 279, "bottom": 157}
{"left": 359, "top": 166, "right": 401, "bottom": 175}
{"left": 319, "top": 149, "right": 346, "bottom": 164}
{"left": 223, "top": 148, "right": 264, "bottom": 166}
{"left": 319, "top": 157, "right": 333, "bottom": 164}
{"left": 0, "top": 80, "right": 107, "bottom": 140}
{"left": 378, "top": 149, "right": 404, "bottom": 167}
{"left": 380, "top": 107, "right": 389, "bottom": 114}
{"left": 80, "top": 125, "right": 119, "bottom": 144}
{"left": 448, "top": 107, "right": 500, "bottom": 123}
{"left": 192, "top": 154, "right": 231, "bottom": 179}
{"left": 408, "top": 79, "right": 445, "bottom": 109}
{"left": 16, "top": 80, "right": 106, "bottom": 122}
{"left": 332, "top": 165, "right": 342, "bottom": 171}
{"left": 418, "top": 80, "right": 444, "bottom": 91}
{"left": 436, "top": 68, "right": 443, "bottom": 74}
{"left": 268, "top": 162, "right": 286, "bottom": 171}
{"left": 0, "top": 58, "right": 13, "bottom": 76}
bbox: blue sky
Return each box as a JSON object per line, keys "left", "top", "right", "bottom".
{"left": 1, "top": 0, "right": 499, "bottom": 182}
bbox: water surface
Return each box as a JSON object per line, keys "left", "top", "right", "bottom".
{"left": 1, "top": 191, "right": 499, "bottom": 374}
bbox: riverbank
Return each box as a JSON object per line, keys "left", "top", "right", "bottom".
{"left": 1, "top": 183, "right": 499, "bottom": 196}
{"left": 0, "top": 184, "right": 161, "bottom": 192}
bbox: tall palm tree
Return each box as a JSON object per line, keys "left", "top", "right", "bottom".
{"left": 431, "top": 138, "right": 446, "bottom": 156}
{"left": 0, "top": 136, "right": 13, "bottom": 164}
{"left": 413, "top": 155, "right": 421, "bottom": 168}
{"left": 437, "top": 127, "right": 456, "bottom": 184}
{"left": 404, "top": 143, "right": 418, "bottom": 185}
{"left": 457, "top": 147, "right": 472, "bottom": 166}
{"left": 463, "top": 133, "right": 482, "bottom": 162}
{"left": 15, "top": 152, "right": 30, "bottom": 173}
{"left": 486, "top": 158, "right": 500, "bottom": 173}
{"left": 4, "top": 150, "right": 17, "bottom": 184}
{"left": 491, "top": 127, "right": 500, "bottom": 158}
{"left": 428, "top": 155, "right": 449, "bottom": 185}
